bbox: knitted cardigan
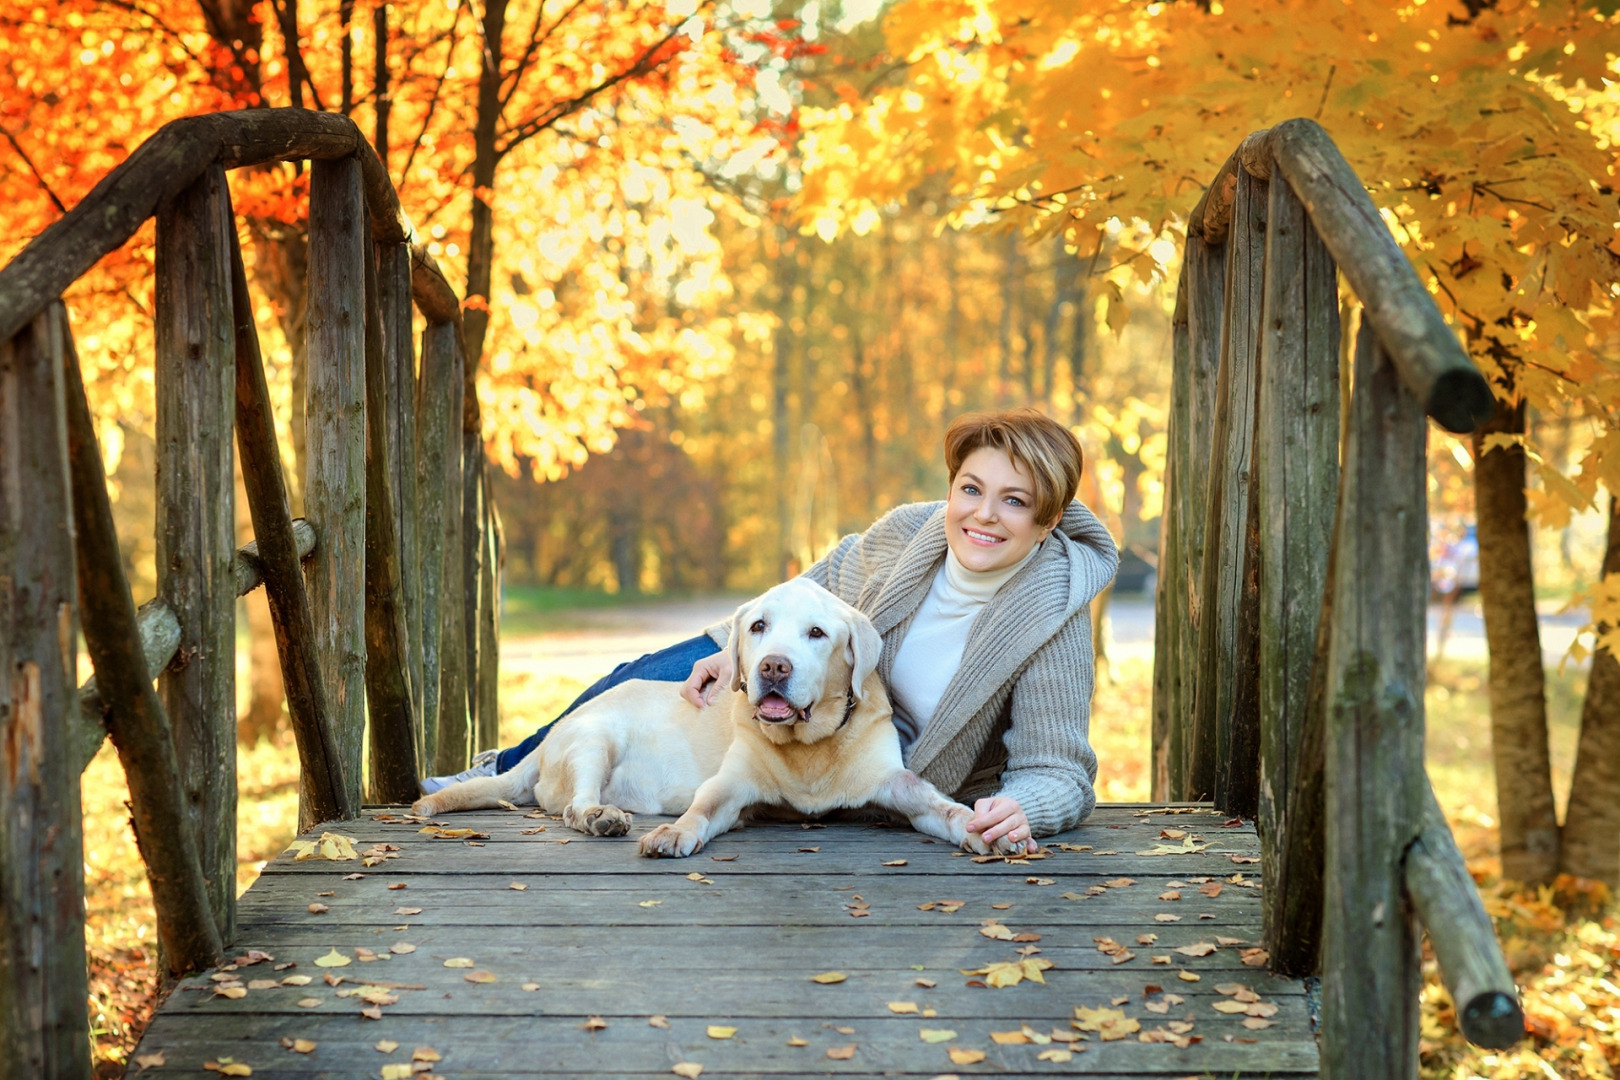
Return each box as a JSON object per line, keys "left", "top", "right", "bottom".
{"left": 707, "top": 500, "right": 1119, "bottom": 835}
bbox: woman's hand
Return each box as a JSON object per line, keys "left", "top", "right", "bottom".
{"left": 681, "top": 652, "right": 735, "bottom": 709}
{"left": 968, "top": 796, "right": 1038, "bottom": 855}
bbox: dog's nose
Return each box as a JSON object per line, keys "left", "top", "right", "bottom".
{"left": 758, "top": 654, "right": 793, "bottom": 683}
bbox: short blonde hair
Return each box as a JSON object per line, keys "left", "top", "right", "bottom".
{"left": 943, "top": 408, "right": 1084, "bottom": 528}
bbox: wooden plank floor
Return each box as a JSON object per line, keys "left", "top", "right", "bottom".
{"left": 130, "top": 804, "right": 1319, "bottom": 1078}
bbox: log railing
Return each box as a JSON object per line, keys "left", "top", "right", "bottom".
{"left": 1152, "top": 118, "right": 1523, "bottom": 1076}
{"left": 0, "top": 108, "right": 503, "bottom": 1077}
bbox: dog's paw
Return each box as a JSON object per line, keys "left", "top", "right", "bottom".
{"left": 411, "top": 795, "right": 443, "bottom": 817}
{"left": 638, "top": 822, "right": 704, "bottom": 858}
{"left": 959, "top": 830, "right": 992, "bottom": 855}
{"left": 563, "top": 803, "right": 632, "bottom": 837}
{"left": 989, "top": 830, "right": 1025, "bottom": 856}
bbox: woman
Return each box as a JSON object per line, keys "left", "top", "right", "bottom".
{"left": 423, "top": 408, "right": 1118, "bottom": 853}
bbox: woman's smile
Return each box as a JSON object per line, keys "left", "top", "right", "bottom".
{"left": 945, "top": 447, "right": 1053, "bottom": 572}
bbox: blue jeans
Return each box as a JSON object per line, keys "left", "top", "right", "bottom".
{"left": 494, "top": 634, "right": 722, "bottom": 774}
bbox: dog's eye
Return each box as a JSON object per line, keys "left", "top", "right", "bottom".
{"left": 808, "top": 626, "right": 826, "bottom": 639}
{"left": 750, "top": 619, "right": 766, "bottom": 634}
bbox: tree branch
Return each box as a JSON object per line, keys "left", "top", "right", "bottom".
{"left": 0, "top": 123, "right": 66, "bottom": 215}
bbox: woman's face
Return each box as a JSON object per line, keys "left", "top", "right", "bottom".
{"left": 945, "top": 447, "right": 1053, "bottom": 573}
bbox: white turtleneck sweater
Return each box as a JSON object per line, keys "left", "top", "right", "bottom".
{"left": 887, "top": 545, "right": 1039, "bottom": 748}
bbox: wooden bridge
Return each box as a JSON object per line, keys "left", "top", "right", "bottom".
{"left": 0, "top": 109, "right": 1523, "bottom": 1079}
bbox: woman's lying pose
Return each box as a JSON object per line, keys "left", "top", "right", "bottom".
{"left": 422, "top": 407, "right": 1119, "bottom": 854}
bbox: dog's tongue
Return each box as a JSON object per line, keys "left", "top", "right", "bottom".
{"left": 757, "top": 693, "right": 795, "bottom": 720}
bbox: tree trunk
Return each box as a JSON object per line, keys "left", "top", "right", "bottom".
{"left": 462, "top": 0, "right": 509, "bottom": 369}
{"left": 1471, "top": 395, "right": 1559, "bottom": 885}
{"left": 1561, "top": 492, "right": 1620, "bottom": 885}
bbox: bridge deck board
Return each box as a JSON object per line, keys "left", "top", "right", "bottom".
{"left": 129, "top": 804, "right": 1318, "bottom": 1078}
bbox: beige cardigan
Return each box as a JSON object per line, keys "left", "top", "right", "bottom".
{"left": 709, "top": 500, "right": 1119, "bottom": 835}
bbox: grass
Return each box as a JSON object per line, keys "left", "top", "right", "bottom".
{"left": 78, "top": 604, "right": 1617, "bottom": 1078}
{"left": 500, "top": 583, "right": 681, "bottom": 636}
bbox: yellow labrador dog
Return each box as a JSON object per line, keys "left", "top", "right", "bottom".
{"left": 412, "top": 578, "right": 1006, "bottom": 857}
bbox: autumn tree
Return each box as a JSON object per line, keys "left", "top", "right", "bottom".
{"left": 797, "top": 0, "right": 1620, "bottom": 885}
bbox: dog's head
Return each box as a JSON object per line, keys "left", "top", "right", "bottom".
{"left": 725, "top": 578, "right": 883, "bottom": 742}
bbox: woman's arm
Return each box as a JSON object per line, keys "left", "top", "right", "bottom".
{"left": 993, "top": 614, "right": 1101, "bottom": 837}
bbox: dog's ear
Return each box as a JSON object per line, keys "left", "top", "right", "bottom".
{"left": 846, "top": 615, "right": 884, "bottom": 702}
{"left": 726, "top": 602, "right": 749, "bottom": 693}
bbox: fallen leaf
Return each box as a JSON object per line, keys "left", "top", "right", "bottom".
{"left": 685, "top": 872, "right": 715, "bottom": 884}
{"left": 388, "top": 883, "right": 407, "bottom": 890}
{"left": 1037, "top": 1048, "right": 1074, "bottom": 1062}
{"left": 826, "top": 1045, "right": 856, "bottom": 1060}
{"left": 835, "top": 1026, "right": 855, "bottom": 1035}
{"left": 919, "top": 1028, "right": 957, "bottom": 1043}
{"left": 389, "top": 942, "right": 416, "bottom": 955}
{"left": 1154, "top": 913, "right": 1182, "bottom": 922}
{"left": 1175, "top": 942, "right": 1217, "bottom": 957}
{"left": 392, "top": 907, "right": 422, "bottom": 916}
{"left": 1145, "top": 999, "right": 1170, "bottom": 1014}
{"left": 1246, "top": 1002, "right": 1279, "bottom": 1018}
{"left": 798, "top": 846, "right": 820, "bottom": 853}
{"left": 1158, "top": 890, "right": 1182, "bottom": 901}
{"left": 1137, "top": 933, "right": 1158, "bottom": 945}
{"left": 882, "top": 859, "right": 908, "bottom": 866}
{"left": 707, "top": 1025, "right": 737, "bottom": 1039}
{"left": 810, "top": 971, "right": 847, "bottom": 984}
{"left": 464, "top": 970, "right": 497, "bottom": 984}
{"left": 412, "top": 1047, "right": 442, "bottom": 1062}
{"left": 1073, "top": 1005, "right": 1141, "bottom": 1041}
{"left": 1216, "top": 935, "right": 1246, "bottom": 947}
{"left": 215, "top": 986, "right": 247, "bottom": 999}
{"left": 915, "top": 977, "right": 937, "bottom": 988}
{"left": 888, "top": 1001, "right": 919, "bottom": 1014}
{"left": 313, "top": 949, "right": 350, "bottom": 968}
{"left": 520, "top": 826, "right": 547, "bottom": 834}
{"left": 990, "top": 1030, "right": 1029, "bottom": 1044}
{"left": 498, "top": 799, "right": 520, "bottom": 811}
{"left": 509, "top": 882, "right": 528, "bottom": 891}
{"left": 247, "top": 979, "right": 277, "bottom": 990}
{"left": 380, "top": 1066, "right": 413, "bottom": 1080}
{"left": 583, "top": 1016, "right": 608, "bottom": 1031}
{"left": 1026, "top": 876, "right": 1055, "bottom": 886}
{"left": 1179, "top": 970, "right": 1202, "bottom": 982}
{"left": 1152, "top": 955, "right": 1172, "bottom": 964}
{"left": 296, "top": 998, "right": 321, "bottom": 1008}
{"left": 947, "top": 1047, "right": 987, "bottom": 1064}
{"left": 638, "top": 900, "right": 663, "bottom": 908}
{"left": 1213, "top": 999, "right": 1250, "bottom": 1013}
{"left": 374, "top": 1040, "right": 400, "bottom": 1053}
{"left": 1240, "top": 947, "right": 1270, "bottom": 967}
{"left": 360, "top": 1006, "right": 383, "bottom": 1019}
{"left": 287, "top": 832, "right": 358, "bottom": 861}
{"left": 709, "top": 854, "right": 738, "bottom": 861}
{"left": 443, "top": 958, "right": 475, "bottom": 968}
{"left": 649, "top": 1015, "right": 670, "bottom": 1029}
{"left": 134, "top": 1052, "right": 165, "bottom": 1069}
{"left": 1105, "top": 878, "right": 1136, "bottom": 888}
{"left": 522, "top": 982, "right": 540, "bottom": 992}
{"left": 978, "top": 922, "right": 1015, "bottom": 941}
{"left": 1242, "top": 1017, "right": 1276, "bottom": 1030}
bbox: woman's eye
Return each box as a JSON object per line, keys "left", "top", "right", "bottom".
{"left": 808, "top": 626, "right": 826, "bottom": 639}
{"left": 960, "top": 484, "right": 980, "bottom": 495}
{"left": 750, "top": 619, "right": 766, "bottom": 633}
{"left": 1007, "top": 496, "right": 1026, "bottom": 508}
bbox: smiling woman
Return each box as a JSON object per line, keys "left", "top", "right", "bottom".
{"left": 424, "top": 408, "right": 1119, "bottom": 854}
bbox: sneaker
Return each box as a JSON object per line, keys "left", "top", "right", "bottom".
{"left": 419, "top": 748, "right": 500, "bottom": 794}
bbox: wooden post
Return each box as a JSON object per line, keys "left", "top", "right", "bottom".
{"left": 380, "top": 242, "right": 425, "bottom": 768}
{"left": 0, "top": 306, "right": 92, "bottom": 1079}
{"left": 1320, "top": 325, "right": 1428, "bottom": 1080}
{"left": 60, "top": 309, "right": 223, "bottom": 977}
{"left": 1406, "top": 781, "right": 1524, "bottom": 1049}
{"left": 462, "top": 434, "right": 485, "bottom": 751}
{"left": 229, "top": 226, "right": 353, "bottom": 828}
{"left": 154, "top": 162, "right": 238, "bottom": 941}
{"left": 1150, "top": 268, "right": 1190, "bottom": 800}
{"left": 1257, "top": 177, "right": 1342, "bottom": 971}
{"left": 418, "top": 325, "right": 467, "bottom": 773}
{"left": 362, "top": 240, "right": 420, "bottom": 803}
{"left": 476, "top": 475, "right": 501, "bottom": 751}
{"left": 1190, "top": 168, "right": 1266, "bottom": 805}
{"left": 1166, "top": 235, "right": 1225, "bottom": 800}
{"left": 306, "top": 155, "right": 368, "bottom": 811}
{"left": 1266, "top": 119, "right": 1493, "bottom": 434}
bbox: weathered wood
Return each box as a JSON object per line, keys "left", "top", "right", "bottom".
{"left": 1223, "top": 486, "right": 1263, "bottom": 817}
{"left": 60, "top": 310, "right": 223, "bottom": 977}
{"left": 462, "top": 437, "right": 486, "bottom": 751}
{"left": 230, "top": 229, "right": 353, "bottom": 829}
{"left": 0, "top": 306, "right": 92, "bottom": 1079}
{"left": 1265, "top": 119, "right": 1493, "bottom": 434}
{"left": 1190, "top": 169, "right": 1266, "bottom": 804}
{"left": 231, "top": 518, "right": 318, "bottom": 598}
{"left": 306, "top": 156, "right": 369, "bottom": 813}
{"left": 1151, "top": 265, "right": 1189, "bottom": 801}
{"left": 1167, "top": 236, "right": 1226, "bottom": 800}
{"left": 379, "top": 242, "right": 425, "bottom": 769}
{"left": 476, "top": 472, "right": 502, "bottom": 752}
{"left": 129, "top": 808, "right": 1317, "bottom": 1079}
{"left": 1320, "top": 326, "right": 1427, "bottom": 1080}
{"left": 77, "top": 600, "right": 180, "bottom": 772}
{"left": 362, "top": 239, "right": 421, "bottom": 804}
{"left": 1256, "top": 177, "right": 1341, "bottom": 968}
{"left": 416, "top": 323, "right": 464, "bottom": 772}
{"left": 1406, "top": 781, "right": 1524, "bottom": 1049}
{"left": 154, "top": 162, "right": 238, "bottom": 942}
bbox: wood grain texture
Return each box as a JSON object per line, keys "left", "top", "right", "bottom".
{"left": 0, "top": 306, "right": 92, "bottom": 1080}
{"left": 1320, "top": 327, "right": 1427, "bottom": 1080}
{"left": 76, "top": 600, "right": 181, "bottom": 772}
{"left": 61, "top": 310, "right": 223, "bottom": 977}
{"left": 361, "top": 240, "right": 420, "bottom": 804}
{"left": 418, "top": 327, "right": 467, "bottom": 773}
{"left": 230, "top": 226, "right": 353, "bottom": 829}
{"left": 462, "top": 436, "right": 486, "bottom": 752}
{"left": 305, "top": 157, "right": 369, "bottom": 814}
{"left": 476, "top": 471, "right": 501, "bottom": 752}
{"left": 1256, "top": 178, "right": 1341, "bottom": 973}
{"left": 128, "top": 806, "right": 1316, "bottom": 1079}
{"left": 1406, "top": 782, "right": 1523, "bottom": 1049}
{"left": 155, "top": 163, "right": 239, "bottom": 942}
{"left": 1190, "top": 170, "right": 1266, "bottom": 805}
{"left": 1151, "top": 265, "right": 1189, "bottom": 801}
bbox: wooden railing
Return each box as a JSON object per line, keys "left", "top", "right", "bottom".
{"left": 1152, "top": 119, "right": 1524, "bottom": 1076}
{"left": 0, "top": 108, "right": 502, "bottom": 1077}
